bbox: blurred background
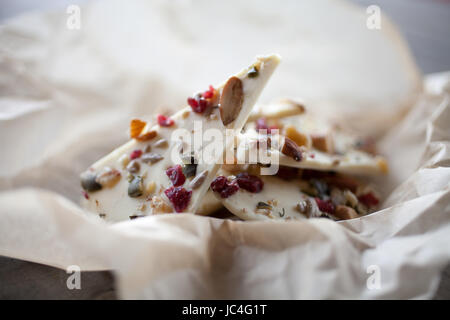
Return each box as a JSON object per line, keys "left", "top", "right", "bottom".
{"left": 1, "top": 0, "right": 449, "bottom": 74}
{"left": 0, "top": 0, "right": 449, "bottom": 299}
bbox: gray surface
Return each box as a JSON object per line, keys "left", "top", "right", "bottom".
{"left": 0, "top": 0, "right": 449, "bottom": 299}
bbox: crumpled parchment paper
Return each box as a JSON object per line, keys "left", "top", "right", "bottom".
{"left": 0, "top": 0, "right": 449, "bottom": 299}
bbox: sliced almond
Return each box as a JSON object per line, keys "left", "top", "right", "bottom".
{"left": 137, "top": 130, "right": 157, "bottom": 142}
{"left": 95, "top": 167, "right": 121, "bottom": 188}
{"left": 281, "top": 137, "right": 303, "bottom": 161}
{"left": 219, "top": 76, "right": 243, "bottom": 126}
{"left": 189, "top": 170, "right": 208, "bottom": 190}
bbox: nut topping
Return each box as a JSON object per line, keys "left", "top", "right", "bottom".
{"left": 281, "top": 137, "right": 303, "bottom": 161}
{"left": 219, "top": 77, "right": 243, "bottom": 126}
{"left": 189, "top": 170, "right": 208, "bottom": 189}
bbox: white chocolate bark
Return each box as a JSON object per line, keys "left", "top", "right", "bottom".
{"left": 213, "top": 169, "right": 377, "bottom": 222}
{"left": 239, "top": 114, "right": 388, "bottom": 176}
{"left": 81, "top": 55, "right": 280, "bottom": 222}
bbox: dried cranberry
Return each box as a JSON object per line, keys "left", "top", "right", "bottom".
{"left": 358, "top": 192, "right": 379, "bottom": 207}
{"left": 187, "top": 97, "right": 198, "bottom": 109}
{"left": 211, "top": 176, "right": 228, "bottom": 192}
{"left": 315, "top": 198, "right": 335, "bottom": 214}
{"left": 220, "top": 180, "right": 239, "bottom": 198}
{"left": 157, "top": 114, "right": 174, "bottom": 127}
{"left": 164, "top": 186, "right": 192, "bottom": 212}
{"left": 82, "top": 191, "right": 89, "bottom": 200}
{"left": 203, "top": 85, "right": 215, "bottom": 99}
{"left": 130, "top": 149, "right": 143, "bottom": 160}
{"left": 187, "top": 86, "right": 216, "bottom": 113}
{"left": 166, "top": 165, "right": 186, "bottom": 186}
{"left": 210, "top": 176, "right": 239, "bottom": 198}
{"left": 236, "top": 172, "right": 264, "bottom": 193}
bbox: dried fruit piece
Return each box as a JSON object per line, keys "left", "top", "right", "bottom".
{"left": 141, "top": 152, "right": 164, "bottom": 164}
{"left": 281, "top": 138, "right": 303, "bottom": 161}
{"left": 157, "top": 114, "right": 175, "bottom": 127}
{"left": 285, "top": 125, "right": 310, "bottom": 148}
{"left": 130, "top": 119, "right": 157, "bottom": 141}
{"left": 130, "top": 119, "right": 146, "bottom": 139}
{"left": 80, "top": 171, "right": 102, "bottom": 192}
{"left": 95, "top": 167, "right": 121, "bottom": 188}
{"left": 358, "top": 192, "right": 379, "bottom": 208}
{"left": 235, "top": 172, "right": 264, "bottom": 193}
{"left": 315, "top": 197, "right": 335, "bottom": 214}
{"left": 130, "top": 149, "right": 143, "bottom": 160}
{"left": 255, "top": 118, "right": 278, "bottom": 134}
{"left": 311, "top": 134, "right": 333, "bottom": 153}
{"left": 334, "top": 205, "right": 358, "bottom": 220}
{"left": 219, "top": 77, "right": 243, "bottom": 126}
{"left": 128, "top": 176, "right": 144, "bottom": 198}
{"left": 187, "top": 85, "right": 218, "bottom": 114}
{"left": 126, "top": 160, "right": 140, "bottom": 174}
{"left": 164, "top": 186, "right": 192, "bottom": 212}
{"left": 166, "top": 165, "right": 186, "bottom": 186}
{"left": 82, "top": 191, "right": 89, "bottom": 200}
{"left": 189, "top": 170, "right": 208, "bottom": 190}
{"left": 211, "top": 176, "right": 240, "bottom": 198}
{"left": 137, "top": 130, "right": 157, "bottom": 141}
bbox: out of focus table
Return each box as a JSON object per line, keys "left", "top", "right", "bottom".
{"left": 0, "top": 0, "right": 449, "bottom": 299}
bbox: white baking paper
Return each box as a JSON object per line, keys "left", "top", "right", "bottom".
{"left": 0, "top": 0, "right": 449, "bottom": 299}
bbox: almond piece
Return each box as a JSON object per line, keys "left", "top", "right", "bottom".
{"left": 334, "top": 205, "right": 358, "bottom": 220}
{"left": 219, "top": 77, "right": 243, "bottom": 126}
{"left": 311, "top": 133, "right": 333, "bottom": 153}
{"left": 285, "top": 125, "right": 311, "bottom": 148}
{"left": 281, "top": 137, "right": 303, "bottom": 161}
{"left": 137, "top": 130, "right": 157, "bottom": 142}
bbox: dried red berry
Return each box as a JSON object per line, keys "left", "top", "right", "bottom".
{"left": 315, "top": 197, "right": 335, "bottom": 214}
{"left": 211, "top": 176, "right": 228, "bottom": 192}
{"left": 210, "top": 176, "right": 239, "bottom": 198}
{"left": 187, "top": 97, "right": 198, "bottom": 108}
{"left": 203, "top": 85, "right": 215, "bottom": 99}
{"left": 82, "top": 191, "right": 89, "bottom": 200}
{"left": 164, "top": 186, "right": 192, "bottom": 212}
{"left": 130, "top": 149, "right": 143, "bottom": 160}
{"left": 236, "top": 172, "right": 264, "bottom": 193}
{"left": 358, "top": 192, "right": 379, "bottom": 207}
{"left": 166, "top": 165, "right": 186, "bottom": 187}
{"left": 187, "top": 86, "right": 216, "bottom": 113}
{"left": 157, "top": 114, "right": 174, "bottom": 127}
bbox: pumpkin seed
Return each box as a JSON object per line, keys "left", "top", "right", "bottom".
{"left": 128, "top": 176, "right": 143, "bottom": 198}
{"left": 80, "top": 171, "right": 102, "bottom": 192}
